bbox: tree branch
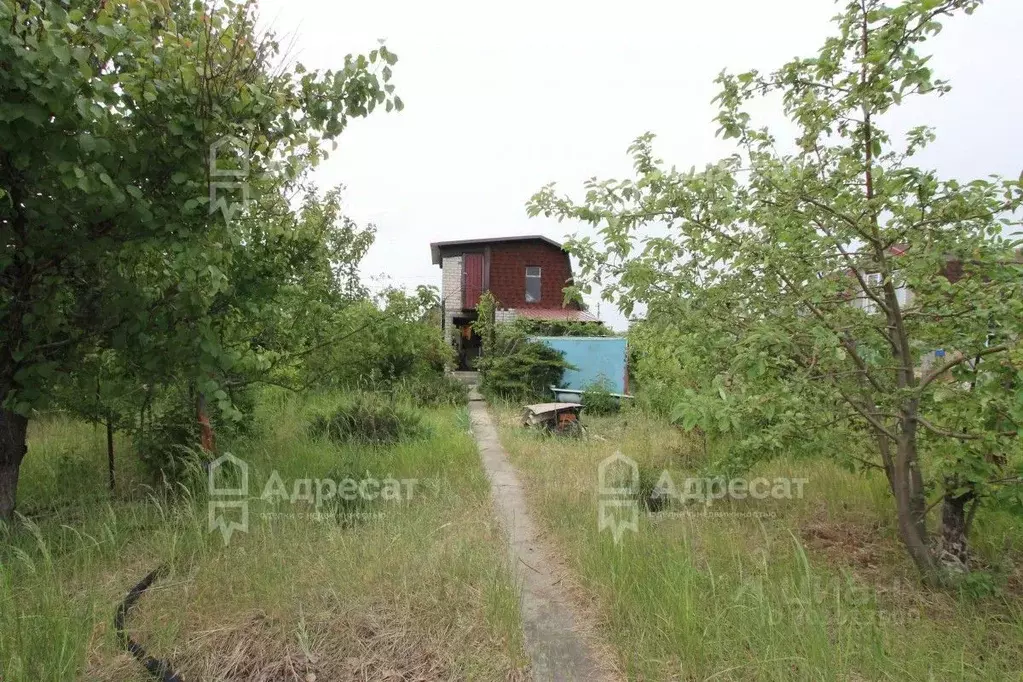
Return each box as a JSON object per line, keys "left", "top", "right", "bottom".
{"left": 917, "top": 344, "right": 1009, "bottom": 391}
{"left": 915, "top": 415, "right": 1017, "bottom": 441}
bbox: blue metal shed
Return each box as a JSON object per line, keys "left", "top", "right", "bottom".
{"left": 531, "top": 336, "right": 629, "bottom": 394}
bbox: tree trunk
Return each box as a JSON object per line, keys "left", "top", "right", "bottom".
{"left": 107, "top": 416, "right": 115, "bottom": 493}
{"left": 938, "top": 490, "right": 973, "bottom": 573}
{"left": 891, "top": 436, "right": 942, "bottom": 585}
{"left": 197, "top": 393, "right": 215, "bottom": 454}
{"left": 0, "top": 407, "right": 29, "bottom": 522}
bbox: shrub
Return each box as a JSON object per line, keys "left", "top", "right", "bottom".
{"left": 302, "top": 296, "right": 456, "bottom": 389}
{"left": 477, "top": 331, "right": 570, "bottom": 401}
{"left": 131, "top": 386, "right": 255, "bottom": 487}
{"left": 310, "top": 393, "right": 429, "bottom": 445}
{"left": 581, "top": 380, "right": 620, "bottom": 415}
{"left": 134, "top": 404, "right": 204, "bottom": 486}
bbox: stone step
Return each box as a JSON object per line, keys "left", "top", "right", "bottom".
{"left": 449, "top": 370, "right": 480, "bottom": 386}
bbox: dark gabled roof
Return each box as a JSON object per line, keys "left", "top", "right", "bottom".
{"left": 430, "top": 235, "right": 565, "bottom": 266}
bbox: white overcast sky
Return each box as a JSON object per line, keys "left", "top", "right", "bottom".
{"left": 259, "top": 0, "right": 1022, "bottom": 330}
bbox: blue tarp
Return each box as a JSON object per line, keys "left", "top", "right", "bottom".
{"left": 531, "top": 336, "right": 628, "bottom": 394}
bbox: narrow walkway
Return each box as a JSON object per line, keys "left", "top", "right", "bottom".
{"left": 468, "top": 399, "right": 616, "bottom": 682}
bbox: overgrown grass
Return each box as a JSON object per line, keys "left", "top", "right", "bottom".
{"left": 1, "top": 389, "right": 526, "bottom": 681}
{"left": 496, "top": 404, "right": 1023, "bottom": 681}
{"left": 309, "top": 391, "right": 430, "bottom": 444}
{"left": 391, "top": 373, "right": 469, "bottom": 407}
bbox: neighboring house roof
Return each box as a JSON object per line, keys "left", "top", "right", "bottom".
{"left": 430, "top": 235, "right": 565, "bottom": 266}
{"left": 513, "top": 308, "right": 601, "bottom": 323}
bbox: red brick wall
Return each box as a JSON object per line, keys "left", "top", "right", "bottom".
{"left": 487, "top": 242, "right": 576, "bottom": 309}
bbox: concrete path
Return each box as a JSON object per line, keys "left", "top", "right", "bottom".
{"left": 468, "top": 399, "right": 616, "bottom": 682}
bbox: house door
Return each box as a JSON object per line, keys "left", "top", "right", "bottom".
{"left": 463, "top": 253, "right": 484, "bottom": 309}
{"left": 453, "top": 316, "right": 482, "bottom": 370}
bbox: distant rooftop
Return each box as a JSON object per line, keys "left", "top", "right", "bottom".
{"left": 430, "top": 235, "right": 565, "bottom": 265}
{"left": 515, "top": 308, "right": 600, "bottom": 323}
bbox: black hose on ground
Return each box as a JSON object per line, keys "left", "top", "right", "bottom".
{"left": 114, "top": 565, "right": 184, "bottom": 682}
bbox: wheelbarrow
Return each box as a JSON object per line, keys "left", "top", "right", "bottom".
{"left": 522, "top": 402, "right": 583, "bottom": 435}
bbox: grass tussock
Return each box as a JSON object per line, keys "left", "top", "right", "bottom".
{"left": 309, "top": 392, "right": 430, "bottom": 445}
{"left": 495, "top": 404, "right": 1023, "bottom": 681}
{"left": 1, "top": 389, "right": 526, "bottom": 681}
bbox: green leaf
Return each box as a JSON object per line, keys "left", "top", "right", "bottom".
{"left": 51, "top": 44, "right": 70, "bottom": 65}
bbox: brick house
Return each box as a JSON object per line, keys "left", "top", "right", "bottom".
{"left": 844, "top": 248, "right": 1023, "bottom": 373}
{"left": 430, "top": 236, "right": 599, "bottom": 368}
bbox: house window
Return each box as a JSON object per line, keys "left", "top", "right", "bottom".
{"left": 854, "top": 270, "right": 912, "bottom": 312}
{"left": 893, "top": 270, "right": 911, "bottom": 308}
{"left": 857, "top": 272, "right": 882, "bottom": 314}
{"left": 525, "top": 266, "right": 541, "bottom": 302}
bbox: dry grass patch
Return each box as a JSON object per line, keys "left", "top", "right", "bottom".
{"left": 494, "top": 404, "right": 1023, "bottom": 681}
{"left": 3, "top": 395, "right": 526, "bottom": 682}
{"left": 172, "top": 610, "right": 449, "bottom": 682}
{"left": 801, "top": 514, "right": 892, "bottom": 576}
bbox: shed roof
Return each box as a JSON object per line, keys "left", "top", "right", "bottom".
{"left": 430, "top": 235, "right": 565, "bottom": 265}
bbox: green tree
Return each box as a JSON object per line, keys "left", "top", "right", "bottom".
{"left": 530, "top": 0, "right": 1022, "bottom": 584}
{"left": 0, "top": 0, "right": 400, "bottom": 519}
{"left": 296, "top": 289, "right": 453, "bottom": 392}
